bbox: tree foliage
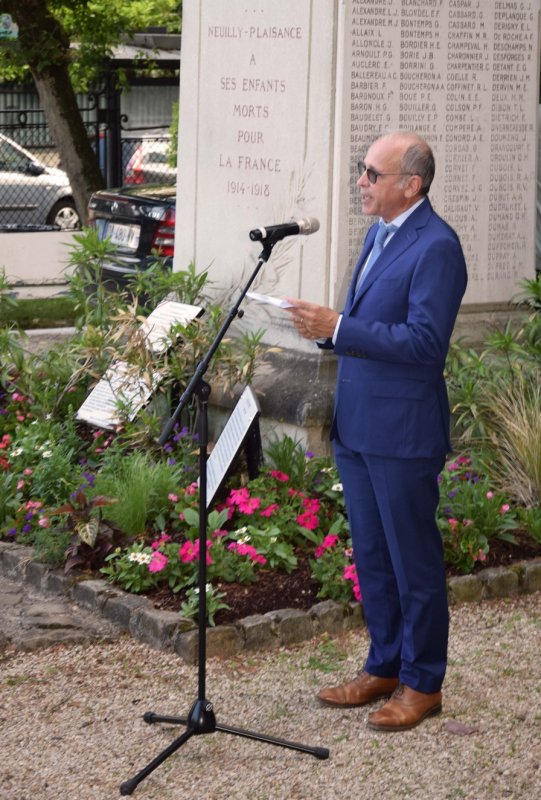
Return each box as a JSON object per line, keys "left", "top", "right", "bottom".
{"left": 0, "top": 0, "right": 181, "bottom": 222}
{"left": 0, "top": 1, "right": 182, "bottom": 88}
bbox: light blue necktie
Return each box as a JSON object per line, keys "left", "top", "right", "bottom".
{"left": 355, "top": 222, "right": 397, "bottom": 295}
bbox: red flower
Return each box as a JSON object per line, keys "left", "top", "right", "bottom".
{"left": 260, "top": 503, "right": 279, "bottom": 518}
{"left": 179, "top": 539, "right": 213, "bottom": 565}
{"left": 270, "top": 470, "right": 289, "bottom": 482}
{"left": 297, "top": 511, "right": 318, "bottom": 530}
{"left": 314, "top": 534, "right": 339, "bottom": 558}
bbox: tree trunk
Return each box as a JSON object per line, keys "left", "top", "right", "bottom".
{"left": 4, "top": 0, "right": 105, "bottom": 225}
{"left": 31, "top": 66, "right": 105, "bottom": 225}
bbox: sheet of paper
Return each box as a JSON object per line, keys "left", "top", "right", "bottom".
{"left": 203, "top": 386, "right": 260, "bottom": 508}
{"left": 246, "top": 291, "right": 294, "bottom": 309}
{"left": 76, "top": 361, "right": 160, "bottom": 430}
{"left": 76, "top": 301, "right": 203, "bottom": 430}
{"left": 141, "top": 300, "right": 203, "bottom": 353}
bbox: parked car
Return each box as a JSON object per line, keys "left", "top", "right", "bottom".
{"left": 0, "top": 132, "right": 80, "bottom": 229}
{"left": 87, "top": 183, "right": 176, "bottom": 284}
{"left": 124, "top": 139, "right": 176, "bottom": 185}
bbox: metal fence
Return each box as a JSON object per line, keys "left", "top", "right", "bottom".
{"left": 0, "top": 84, "right": 175, "bottom": 230}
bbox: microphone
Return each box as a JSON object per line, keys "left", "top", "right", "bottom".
{"left": 249, "top": 217, "right": 320, "bottom": 242}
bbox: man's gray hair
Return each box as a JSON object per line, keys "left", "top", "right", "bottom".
{"left": 401, "top": 141, "right": 435, "bottom": 195}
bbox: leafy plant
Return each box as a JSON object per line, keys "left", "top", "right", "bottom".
{"left": 49, "top": 480, "right": 120, "bottom": 572}
{"left": 180, "top": 584, "right": 231, "bottom": 627}
{"left": 474, "top": 374, "right": 541, "bottom": 508}
{"left": 437, "top": 455, "right": 519, "bottom": 573}
{"left": 90, "top": 450, "right": 184, "bottom": 536}
{"left": 309, "top": 517, "right": 358, "bottom": 602}
{"left": 264, "top": 434, "right": 313, "bottom": 487}
{"left": 446, "top": 279, "right": 541, "bottom": 509}
{"left": 101, "top": 542, "right": 161, "bottom": 594}
{"left": 517, "top": 506, "right": 541, "bottom": 545}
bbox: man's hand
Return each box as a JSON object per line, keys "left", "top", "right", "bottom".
{"left": 286, "top": 299, "right": 339, "bottom": 340}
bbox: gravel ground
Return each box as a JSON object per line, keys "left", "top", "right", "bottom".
{"left": 1, "top": 592, "right": 540, "bottom": 800}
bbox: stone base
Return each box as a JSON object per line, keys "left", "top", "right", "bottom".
{"left": 1, "top": 542, "right": 540, "bottom": 663}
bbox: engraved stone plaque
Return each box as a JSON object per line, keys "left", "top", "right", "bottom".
{"left": 175, "top": 0, "right": 540, "bottom": 340}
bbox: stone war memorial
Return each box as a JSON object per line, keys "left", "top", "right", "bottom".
{"left": 174, "top": 0, "right": 540, "bottom": 447}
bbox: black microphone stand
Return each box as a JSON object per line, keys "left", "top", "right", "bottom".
{"left": 120, "top": 236, "right": 330, "bottom": 796}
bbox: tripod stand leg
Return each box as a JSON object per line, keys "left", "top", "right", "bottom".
{"left": 120, "top": 727, "right": 195, "bottom": 796}
{"left": 215, "top": 721, "right": 330, "bottom": 759}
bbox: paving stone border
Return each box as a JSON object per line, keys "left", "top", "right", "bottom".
{"left": 1, "top": 541, "right": 540, "bottom": 664}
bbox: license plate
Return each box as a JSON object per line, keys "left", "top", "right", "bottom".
{"left": 107, "top": 222, "right": 140, "bottom": 251}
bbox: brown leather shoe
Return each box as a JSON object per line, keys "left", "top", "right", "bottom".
{"left": 367, "top": 684, "right": 442, "bottom": 731}
{"left": 317, "top": 671, "right": 399, "bottom": 708}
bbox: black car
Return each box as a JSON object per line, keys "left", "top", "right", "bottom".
{"left": 87, "top": 183, "right": 176, "bottom": 284}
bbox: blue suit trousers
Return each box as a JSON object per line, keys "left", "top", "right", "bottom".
{"left": 334, "top": 440, "right": 448, "bottom": 694}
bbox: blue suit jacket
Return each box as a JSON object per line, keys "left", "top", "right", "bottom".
{"left": 329, "top": 198, "right": 467, "bottom": 459}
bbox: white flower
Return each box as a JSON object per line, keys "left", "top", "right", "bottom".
{"left": 237, "top": 534, "right": 251, "bottom": 545}
{"left": 332, "top": 482, "right": 343, "bottom": 492}
{"left": 11, "top": 448, "right": 23, "bottom": 457}
{"left": 128, "top": 551, "right": 151, "bottom": 564}
{"left": 236, "top": 526, "right": 248, "bottom": 535}
{"left": 41, "top": 451, "right": 53, "bottom": 459}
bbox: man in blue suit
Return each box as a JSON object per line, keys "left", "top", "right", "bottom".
{"left": 288, "top": 131, "right": 467, "bottom": 731}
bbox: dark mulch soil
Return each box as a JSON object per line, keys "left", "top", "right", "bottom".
{"left": 148, "top": 530, "right": 541, "bottom": 626}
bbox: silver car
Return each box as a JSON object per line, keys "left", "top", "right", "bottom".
{"left": 0, "top": 132, "right": 80, "bottom": 229}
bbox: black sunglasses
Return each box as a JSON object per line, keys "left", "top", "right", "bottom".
{"left": 358, "top": 161, "right": 414, "bottom": 185}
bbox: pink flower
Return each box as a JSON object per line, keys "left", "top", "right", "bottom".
{"left": 448, "top": 518, "right": 459, "bottom": 531}
{"left": 149, "top": 551, "right": 168, "bottom": 573}
{"left": 238, "top": 496, "right": 260, "bottom": 515}
{"left": 17, "top": 480, "right": 25, "bottom": 490}
{"left": 297, "top": 511, "right": 318, "bottom": 530}
{"left": 229, "top": 487, "right": 250, "bottom": 506}
{"left": 475, "top": 550, "right": 487, "bottom": 563}
{"left": 179, "top": 539, "right": 213, "bottom": 565}
{"left": 151, "top": 533, "right": 171, "bottom": 549}
{"left": 228, "top": 542, "right": 267, "bottom": 564}
{"left": 302, "top": 497, "right": 320, "bottom": 513}
{"left": 260, "top": 503, "right": 279, "bottom": 518}
{"left": 486, "top": 491, "right": 494, "bottom": 499}
{"left": 38, "top": 516, "right": 49, "bottom": 528}
{"left": 168, "top": 493, "right": 179, "bottom": 502}
{"left": 314, "top": 534, "right": 339, "bottom": 558}
{"left": 500, "top": 504, "right": 510, "bottom": 514}
{"left": 23, "top": 468, "right": 33, "bottom": 476}
{"left": 271, "top": 470, "right": 289, "bottom": 482}
{"left": 343, "top": 564, "right": 362, "bottom": 601}
{"left": 185, "top": 482, "right": 198, "bottom": 495}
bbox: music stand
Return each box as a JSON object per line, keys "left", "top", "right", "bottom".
{"left": 120, "top": 238, "right": 330, "bottom": 795}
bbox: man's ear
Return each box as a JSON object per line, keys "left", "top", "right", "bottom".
{"left": 404, "top": 174, "right": 423, "bottom": 198}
